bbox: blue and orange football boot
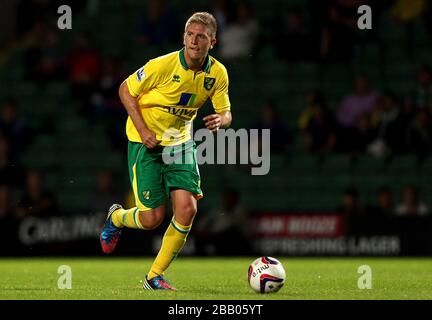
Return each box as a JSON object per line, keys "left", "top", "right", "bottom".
{"left": 100, "top": 204, "right": 123, "bottom": 254}
{"left": 143, "top": 275, "right": 177, "bottom": 291}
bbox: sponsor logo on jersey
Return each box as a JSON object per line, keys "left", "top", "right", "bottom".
{"left": 177, "top": 93, "right": 196, "bottom": 106}
{"left": 162, "top": 106, "right": 197, "bottom": 118}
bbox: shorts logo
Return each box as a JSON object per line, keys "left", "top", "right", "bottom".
{"left": 142, "top": 191, "right": 150, "bottom": 200}
{"left": 204, "top": 77, "right": 215, "bottom": 90}
{"left": 136, "top": 68, "right": 145, "bottom": 82}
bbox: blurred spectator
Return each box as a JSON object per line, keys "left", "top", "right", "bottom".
{"left": 68, "top": 32, "right": 101, "bottom": 83}
{"left": 16, "top": 0, "right": 58, "bottom": 37}
{"left": 218, "top": 3, "right": 258, "bottom": 60}
{"left": 338, "top": 186, "right": 364, "bottom": 216}
{"left": 406, "top": 108, "right": 432, "bottom": 161}
{"left": 400, "top": 97, "right": 418, "bottom": 122}
{"left": 298, "top": 91, "right": 324, "bottom": 129}
{"left": 307, "top": 0, "right": 329, "bottom": 58}
{"left": 368, "top": 186, "right": 395, "bottom": 216}
{"left": 367, "top": 91, "right": 406, "bottom": 157}
{"left": 89, "top": 56, "right": 127, "bottom": 151}
{"left": 396, "top": 186, "right": 430, "bottom": 216}
{"left": 347, "top": 112, "right": 376, "bottom": 155}
{"left": 89, "top": 171, "right": 121, "bottom": 214}
{"left": 24, "top": 27, "right": 64, "bottom": 83}
{"left": 195, "top": 189, "right": 251, "bottom": 255}
{"left": 67, "top": 32, "right": 101, "bottom": 117}
{"left": 390, "top": 0, "right": 427, "bottom": 52}
{"left": 299, "top": 92, "right": 337, "bottom": 156}
{"left": 0, "top": 20, "right": 51, "bottom": 66}
{"left": 16, "top": 171, "right": 60, "bottom": 218}
{"left": 90, "top": 56, "right": 126, "bottom": 118}
{"left": 390, "top": 0, "right": 426, "bottom": 23}
{"left": 252, "top": 101, "right": 290, "bottom": 153}
{"left": 209, "top": 0, "right": 235, "bottom": 33}
{"left": 416, "top": 65, "right": 432, "bottom": 113}
{"left": 336, "top": 74, "right": 379, "bottom": 129}
{"left": 0, "top": 99, "right": 34, "bottom": 157}
{"left": 318, "top": 0, "right": 365, "bottom": 62}
{"left": 135, "top": 0, "right": 179, "bottom": 46}
{"left": 274, "top": 9, "right": 317, "bottom": 61}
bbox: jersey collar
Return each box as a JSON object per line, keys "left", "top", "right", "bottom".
{"left": 179, "top": 47, "right": 211, "bottom": 73}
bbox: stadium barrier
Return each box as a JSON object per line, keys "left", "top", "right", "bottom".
{"left": 0, "top": 213, "right": 431, "bottom": 256}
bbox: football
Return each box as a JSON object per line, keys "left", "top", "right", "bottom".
{"left": 248, "top": 256, "right": 286, "bottom": 293}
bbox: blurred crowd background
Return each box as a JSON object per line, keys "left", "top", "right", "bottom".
{"left": 0, "top": 0, "right": 431, "bottom": 256}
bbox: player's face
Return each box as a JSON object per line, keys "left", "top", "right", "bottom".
{"left": 183, "top": 23, "right": 216, "bottom": 61}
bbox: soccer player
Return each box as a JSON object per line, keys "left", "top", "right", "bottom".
{"left": 100, "top": 12, "right": 232, "bottom": 290}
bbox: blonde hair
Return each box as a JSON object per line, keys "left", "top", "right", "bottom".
{"left": 184, "top": 12, "right": 217, "bottom": 38}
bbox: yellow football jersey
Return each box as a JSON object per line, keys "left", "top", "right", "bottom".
{"left": 125, "top": 48, "right": 231, "bottom": 146}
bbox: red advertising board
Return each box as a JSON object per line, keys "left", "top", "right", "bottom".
{"left": 252, "top": 213, "right": 345, "bottom": 238}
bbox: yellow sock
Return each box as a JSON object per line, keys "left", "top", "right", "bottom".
{"left": 148, "top": 218, "right": 191, "bottom": 279}
{"left": 111, "top": 207, "right": 145, "bottom": 229}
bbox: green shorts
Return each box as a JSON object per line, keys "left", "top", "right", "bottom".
{"left": 128, "top": 140, "right": 203, "bottom": 210}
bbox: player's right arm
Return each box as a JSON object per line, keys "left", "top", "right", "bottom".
{"left": 119, "top": 62, "right": 161, "bottom": 148}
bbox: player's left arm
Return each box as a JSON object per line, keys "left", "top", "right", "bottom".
{"left": 205, "top": 66, "right": 232, "bottom": 132}
{"left": 203, "top": 111, "right": 232, "bottom": 132}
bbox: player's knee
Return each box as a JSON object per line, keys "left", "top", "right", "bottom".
{"left": 138, "top": 209, "right": 164, "bottom": 229}
{"left": 187, "top": 204, "right": 197, "bottom": 218}
{"left": 175, "top": 203, "right": 197, "bottom": 225}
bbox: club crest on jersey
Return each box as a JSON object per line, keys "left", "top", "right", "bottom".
{"left": 136, "top": 68, "right": 145, "bottom": 82}
{"left": 204, "top": 77, "right": 215, "bottom": 90}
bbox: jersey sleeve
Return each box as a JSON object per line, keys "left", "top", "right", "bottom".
{"left": 126, "top": 59, "right": 161, "bottom": 97}
{"left": 211, "top": 67, "right": 231, "bottom": 113}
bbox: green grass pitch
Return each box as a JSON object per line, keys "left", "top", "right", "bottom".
{"left": 0, "top": 257, "right": 431, "bottom": 300}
